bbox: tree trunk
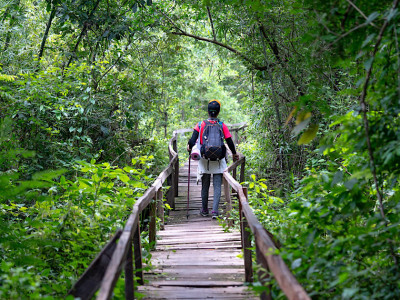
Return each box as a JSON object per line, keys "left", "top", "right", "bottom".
{"left": 3, "top": 0, "right": 20, "bottom": 52}
{"left": 65, "top": 0, "right": 102, "bottom": 70}
{"left": 38, "top": 4, "right": 57, "bottom": 62}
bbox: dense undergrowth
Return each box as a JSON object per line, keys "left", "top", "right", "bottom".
{"left": 1, "top": 0, "right": 400, "bottom": 298}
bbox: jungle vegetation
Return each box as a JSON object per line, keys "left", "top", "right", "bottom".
{"left": 0, "top": 0, "right": 399, "bottom": 298}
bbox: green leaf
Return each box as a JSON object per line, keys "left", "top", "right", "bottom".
{"left": 362, "top": 34, "right": 376, "bottom": 48}
{"left": 298, "top": 124, "right": 319, "bottom": 145}
{"left": 292, "top": 119, "right": 311, "bottom": 137}
{"left": 291, "top": 258, "right": 302, "bottom": 269}
{"left": 364, "top": 57, "right": 374, "bottom": 71}
{"left": 331, "top": 171, "right": 343, "bottom": 186}
{"left": 366, "top": 12, "right": 380, "bottom": 24}
{"left": 119, "top": 174, "right": 130, "bottom": 183}
{"left": 342, "top": 287, "right": 359, "bottom": 299}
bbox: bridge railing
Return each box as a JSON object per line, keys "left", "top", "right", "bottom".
{"left": 67, "top": 122, "right": 309, "bottom": 300}
{"left": 223, "top": 155, "right": 310, "bottom": 300}
{"left": 67, "top": 123, "right": 247, "bottom": 300}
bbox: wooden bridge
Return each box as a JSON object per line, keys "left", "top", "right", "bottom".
{"left": 68, "top": 124, "right": 310, "bottom": 300}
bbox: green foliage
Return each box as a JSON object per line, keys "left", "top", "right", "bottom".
{"left": 0, "top": 116, "right": 153, "bottom": 297}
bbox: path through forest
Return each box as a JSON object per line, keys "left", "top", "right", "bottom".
{"left": 138, "top": 159, "right": 256, "bottom": 299}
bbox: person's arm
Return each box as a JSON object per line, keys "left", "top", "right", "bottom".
{"left": 222, "top": 123, "right": 239, "bottom": 161}
{"left": 187, "top": 130, "right": 199, "bottom": 152}
{"left": 226, "top": 137, "right": 239, "bottom": 161}
{"left": 225, "top": 137, "right": 236, "bottom": 154}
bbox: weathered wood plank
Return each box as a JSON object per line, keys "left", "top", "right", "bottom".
{"left": 138, "top": 286, "right": 256, "bottom": 299}
{"left": 145, "top": 280, "right": 245, "bottom": 287}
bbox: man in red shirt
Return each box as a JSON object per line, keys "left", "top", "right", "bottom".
{"left": 187, "top": 100, "right": 239, "bottom": 218}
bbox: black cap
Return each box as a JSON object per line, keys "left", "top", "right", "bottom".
{"left": 208, "top": 100, "right": 220, "bottom": 117}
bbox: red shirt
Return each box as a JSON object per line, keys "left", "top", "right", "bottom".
{"left": 194, "top": 120, "right": 232, "bottom": 144}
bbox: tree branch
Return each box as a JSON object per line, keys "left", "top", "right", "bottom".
{"left": 259, "top": 24, "right": 304, "bottom": 96}
{"left": 346, "top": 0, "right": 378, "bottom": 28}
{"left": 359, "top": 0, "right": 399, "bottom": 221}
{"left": 170, "top": 31, "right": 271, "bottom": 71}
{"left": 38, "top": 4, "right": 57, "bottom": 63}
{"left": 206, "top": 6, "right": 217, "bottom": 41}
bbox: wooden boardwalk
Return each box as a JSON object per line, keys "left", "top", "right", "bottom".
{"left": 138, "top": 159, "right": 257, "bottom": 299}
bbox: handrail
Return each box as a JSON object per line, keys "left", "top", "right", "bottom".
{"left": 222, "top": 156, "right": 310, "bottom": 300}
{"left": 67, "top": 122, "right": 309, "bottom": 300}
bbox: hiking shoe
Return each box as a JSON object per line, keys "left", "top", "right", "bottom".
{"left": 211, "top": 211, "right": 219, "bottom": 219}
{"left": 200, "top": 209, "right": 209, "bottom": 217}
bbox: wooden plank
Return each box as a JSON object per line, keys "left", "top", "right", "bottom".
{"left": 138, "top": 286, "right": 256, "bottom": 299}
{"left": 145, "top": 280, "right": 244, "bottom": 287}
{"left": 156, "top": 236, "right": 240, "bottom": 245}
{"left": 135, "top": 187, "right": 156, "bottom": 213}
{"left": 156, "top": 242, "right": 242, "bottom": 251}
{"left": 67, "top": 230, "right": 122, "bottom": 300}
{"left": 123, "top": 208, "right": 139, "bottom": 238}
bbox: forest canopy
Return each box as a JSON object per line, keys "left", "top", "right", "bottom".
{"left": 1, "top": 0, "right": 399, "bottom": 298}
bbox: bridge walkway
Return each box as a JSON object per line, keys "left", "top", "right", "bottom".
{"left": 138, "top": 159, "right": 257, "bottom": 299}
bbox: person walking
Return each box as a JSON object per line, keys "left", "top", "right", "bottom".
{"left": 187, "top": 100, "right": 239, "bottom": 219}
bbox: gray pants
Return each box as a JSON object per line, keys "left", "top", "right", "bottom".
{"left": 201, "top": 173, "right": 222, "bottom": 213}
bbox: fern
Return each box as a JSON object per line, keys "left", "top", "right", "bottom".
{"left": 0, "top": 74, "right": 15, "bottom": 82}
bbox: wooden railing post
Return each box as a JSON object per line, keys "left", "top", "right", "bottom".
{"left": 173, "top": 138, "right": 179, "bottom": 197}
{"left": 240, "top": 158, "right": 246, "bottom": 183}
{"left": 133, "top": 223, "right": 143, "bottom": 285}
{"left": 167, "top": 144, "right": 176, "bottom": 210}
{"left": 124, "top": 241, "right": 134, "bottom": 300}
{"left": 149, "top": 198, "right": 157, "bottom": 250}
{"left": 235, "top": 129, "right": 239, "bottom": 146}
{"left": 166, "top": 173, "right": 175, "bottom": 210}
{"left": 223, "top": 177, "right": 233, "bottom": 228}
{"left": 156, "top": 188, "right": 164, "bottom": 230}
{"left": 241, "top": 187, "right": 253, "bottom": 283}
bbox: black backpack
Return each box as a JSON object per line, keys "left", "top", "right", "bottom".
{"left": 200, "top": 120, "right": 226, "bottom": 161}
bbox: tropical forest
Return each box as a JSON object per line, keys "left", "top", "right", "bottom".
{"left": 0, "top": 0, "right": 399, "bottom": 299}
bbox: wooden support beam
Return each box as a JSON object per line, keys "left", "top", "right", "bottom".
{"left": 124, "top": 242, "right": 134, "bottom": 300}
{"left": 242, "top": 187, "right": 253, "bottom": 283}
{"left": 156, "top": 188, "right": 165, "bottom": 230}
{"left": 173, "top": 139, "right": 179, "bottom": 197}
{"left": 233, "top": 166, "right": 237, "bottom": 181}
{"left": 166, "top": 173, "right": 175, "bottom": 210}
{"left": 133, "top": 223, "right": 144, "bottom": 285}
{"left": 149, "top": 199, "right": 157, "bottom": 250}
{"left": 223, "top": 177, "right": 233, "bottom": 228}
{"left": 240, "top": 158, "right": 246, "bottom": 183}
{"left": 235, "top": 130, "right": 239, "bottom": 146}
